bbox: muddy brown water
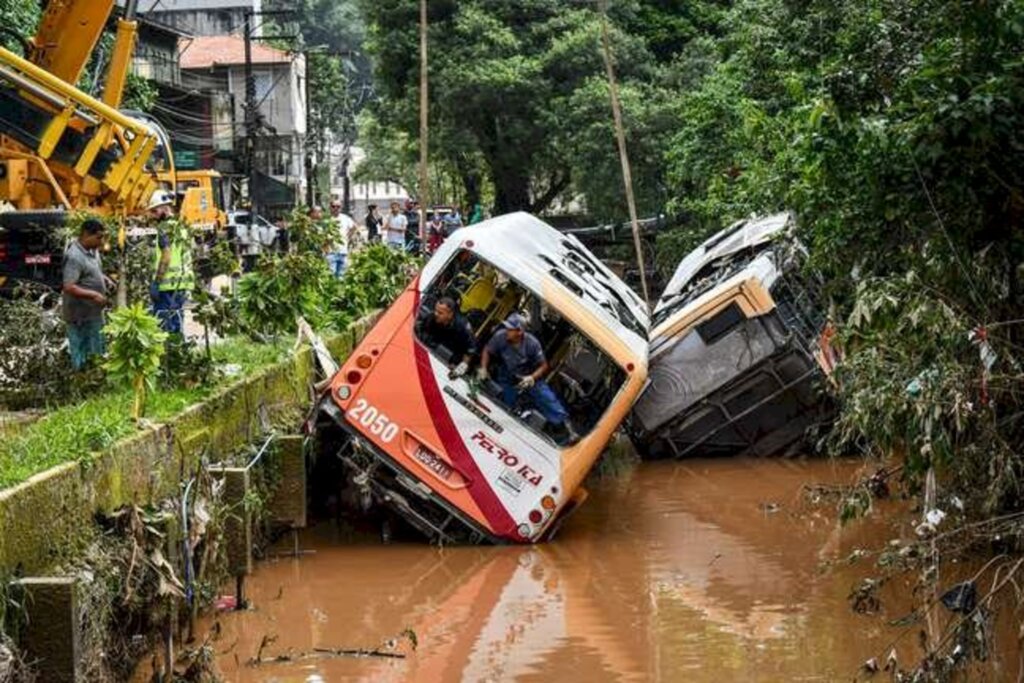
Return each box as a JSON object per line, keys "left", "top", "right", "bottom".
{"left": 165, "top": 458, "right": 1019, "bottom": 682}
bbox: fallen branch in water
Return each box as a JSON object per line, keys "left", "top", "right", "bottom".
{"left": 313, "top": 646, "right": 406, "bottom": 659}
{"left": 248, "top": 647, "right": 406, "bottom": 666}
{"left": 248, "top": 628, "right": 417, "bottom": 666}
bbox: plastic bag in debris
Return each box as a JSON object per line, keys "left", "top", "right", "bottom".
{"left": 940, "top": 581, "right": 977, "bottom": 614}
{"left": 968, "top": 328, "right": 997, "bottom": 371}
{"left": 925, "top": 508, "right": 946, "bottom": 526}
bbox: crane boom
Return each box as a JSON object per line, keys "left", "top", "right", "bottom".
{"left": 27, "top": 0, "right": 116, "bottom": 87}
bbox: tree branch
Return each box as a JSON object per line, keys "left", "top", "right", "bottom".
{"left": 530, "top": 168, "right": 571, "bottom": 214}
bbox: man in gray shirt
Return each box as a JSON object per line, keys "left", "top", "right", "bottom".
{"left": 62, "top": 218, "right": 112, "bottom": 369}
{"left": 479, "top": 312, "right": 578, "bottom": 444}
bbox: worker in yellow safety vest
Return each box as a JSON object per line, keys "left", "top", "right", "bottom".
{"left": 148, "top": 190, "right": 194, "bottom": 335}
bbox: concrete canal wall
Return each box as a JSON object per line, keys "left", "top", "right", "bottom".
{"left": 0, "top": 317, "right": 375, "bottom": 576}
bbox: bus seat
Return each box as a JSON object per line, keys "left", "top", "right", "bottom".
{"left": 459, "top": 276, "right": 496, "bottom": 314}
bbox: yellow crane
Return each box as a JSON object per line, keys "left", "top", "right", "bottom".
{"left": 0, "top": 0, "right": 227, "bottom": 292}
{"left": 0, "top": 0, "right": 173, "bottom": 219}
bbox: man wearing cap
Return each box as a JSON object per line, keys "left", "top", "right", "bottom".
{"left": 478, "top": 313, "right": 579, "bottom": 444}
{"left": 62, "top": 218, "right": 113, "bottom": 369}
{"left": 149, "top": 190, "right": 194, "bottom": 335}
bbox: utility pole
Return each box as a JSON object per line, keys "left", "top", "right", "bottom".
{"left": 418, "top": 0, "right": 429, "bottom": 246}
{"left": 341, "top": 153, "right": 351, "bottom": 214}
{"left": 304, "top": 49, "right": 314, "bottom": 208}
{"left": 243, "top": 9, "right": 258, "bottom": 218}
{"left": 599, "top": 1, "right": 651, "bottom": 308}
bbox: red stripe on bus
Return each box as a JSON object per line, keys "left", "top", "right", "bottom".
{"left": 411, "top": 298, "right": 521, "bottom": 541}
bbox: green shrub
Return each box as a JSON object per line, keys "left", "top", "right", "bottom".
{"left": 237, "top": 252, "right": 335, "bottom": 335}
{"left": 332, "top": 244, "right": 419, "bottom": 327}
{"left": 103, "top": 305, "right": 168, "bottom": 420}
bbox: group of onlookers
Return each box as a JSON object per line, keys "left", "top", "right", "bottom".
{"left": 361, "top": 201, "right": 485, "bottom": 256}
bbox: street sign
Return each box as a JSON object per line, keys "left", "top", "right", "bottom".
{"left": 174, "top": 149, "right": 200, "bottom": 169}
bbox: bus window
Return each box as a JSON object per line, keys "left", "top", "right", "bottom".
{"left": 415, "top": 250, "right": 627, "bottom": 445}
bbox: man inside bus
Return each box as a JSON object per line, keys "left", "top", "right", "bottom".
{"left": 416, "top": 297, "right": 476, "bottom": 377}
{"left": 478, "top": 313, "right": 580, "bottom": 445}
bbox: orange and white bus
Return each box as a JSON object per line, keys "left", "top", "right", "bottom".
{"left": 313, "top": 212, "right": 649, "bottom": 544}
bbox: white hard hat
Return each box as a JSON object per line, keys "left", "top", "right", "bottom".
{"left": 147, "top": 190, "right": 175, "bottom": 211}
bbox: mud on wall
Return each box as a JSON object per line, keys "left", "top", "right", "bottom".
{"left": 0, "top": 316, "right": 377, "bottom": 576}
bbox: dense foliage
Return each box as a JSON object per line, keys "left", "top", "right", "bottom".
{"left": 237, "top": 209, "right": 418, "bottom": 336}
{"left": 0, "top": 0, "right": 39, "bottom": 53}
{"left": 664, "top": 0, "right": 1024, "bottom": 518}
{"left": 0, "top": 290, "right": 76, "bottom": 408}
{"left": 334, "top": 243, "right": 420, "bottom": 327}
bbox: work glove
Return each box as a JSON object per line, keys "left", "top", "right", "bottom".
{"left": 450, "top": 361, "right": 469, "bottom": 379}
{"left": 149, "top": 282, "right": 160, "bottom": 301}
{"left": 517, "top": 375, "right": 536, "bottom": 390}
{"left": 476, "top": 366, "right": 489, "bottom": 382}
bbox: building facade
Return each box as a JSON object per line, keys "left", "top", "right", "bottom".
{"left": 180, "top": 35, "right": 307, "bottom": 213}
{"left": 135, "top": 0, "right": 263, "bottom": 38}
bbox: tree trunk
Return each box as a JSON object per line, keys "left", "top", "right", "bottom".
{"left": 132, "top": 375, "right": 145, "bottom": 420}
{"left": 491, "top": 165, "right": 532, "bottom": 215}
{"left": 454, "top": 156, "right": 482, "bottom": 212}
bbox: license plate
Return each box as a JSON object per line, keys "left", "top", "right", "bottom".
{"left": 24, "top": 254, "right": 51, "bottom": 265}
{"left": 498, "top": 468, "right": 524, "bottom": 495}
{"left": 414, "top": 446, "right": 453, "bottom": 481}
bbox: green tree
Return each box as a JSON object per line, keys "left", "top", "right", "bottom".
{"left": 359, "top": 0, "right": 674, "bottom": 218}
{"left": 657, "top": 0, "right": 1024, "bottom": 515}
{"left": 0, "top": 0, "right": 40, "bottom": 53}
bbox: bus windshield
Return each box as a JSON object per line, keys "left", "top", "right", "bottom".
{"left": 415, "top": 250, "right": 627, "bottom": 445}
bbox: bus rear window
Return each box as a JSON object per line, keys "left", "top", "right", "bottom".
{"left": 415, "top": 251, "right": 627, "bottom": 445}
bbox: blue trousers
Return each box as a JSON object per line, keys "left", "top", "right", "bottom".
{"left": 326, "top": 252, "right": 348, "bottom": 278}
{"left": 153, "top": 290, "right": 188, "bottom": 335}
{"left": 499, "top": 378, "right": 569, "bottom": 426}
{"left": 67, "top": 319, "right": 106, "bottom": 370}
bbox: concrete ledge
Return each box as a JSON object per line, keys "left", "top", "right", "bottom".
{"left": 0, "top": 463, "right": 89, "bottom": 574}
{"left": 0, "top": 314, "right": 378, "bottom": 575}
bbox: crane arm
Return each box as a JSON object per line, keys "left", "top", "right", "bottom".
{"left": 27, "top": 0, "right": 117, "bottom": 86}
{"left": 101, "top": 0, "right": 139, "bottom": 109}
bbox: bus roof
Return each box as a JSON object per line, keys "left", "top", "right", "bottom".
{"left": 421, "top": 212, "right": 650, "bottom": 349}
{"left": 654, "top": 212, "right": 793, "bottom": 315}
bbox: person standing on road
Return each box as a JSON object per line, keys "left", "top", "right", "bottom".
{"left": 427, "top": 213, "right": 446, "bottom": 253}
{"left": 478, "top": 313, "right": 579, "bottom": 444}
{"left": 149, "top": 190, "right": 194, "bottom": 335}
{"left": 327, "top": 200, "right": 355, "bottom": 278}
{"left": 444, "top": 207, "right": 463, "bottom": 234}
{"left": 365, "top": 204, "right": 381, "bottom": 243}
{"left": 62, "top": 218, "right": 113, "bottom": 370}
{"left": 382, "top": 201, "right": 408, "bottom": 250}
{"left": 469, "top": 203, "right": 485, "bottom": 225}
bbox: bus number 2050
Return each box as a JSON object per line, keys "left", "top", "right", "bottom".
{"left": 347, "top": 399, "right": 400, "bottom": 443}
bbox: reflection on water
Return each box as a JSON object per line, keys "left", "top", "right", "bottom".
{"left": 180, "top": 458, "right": 1017, "bottom": 682}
